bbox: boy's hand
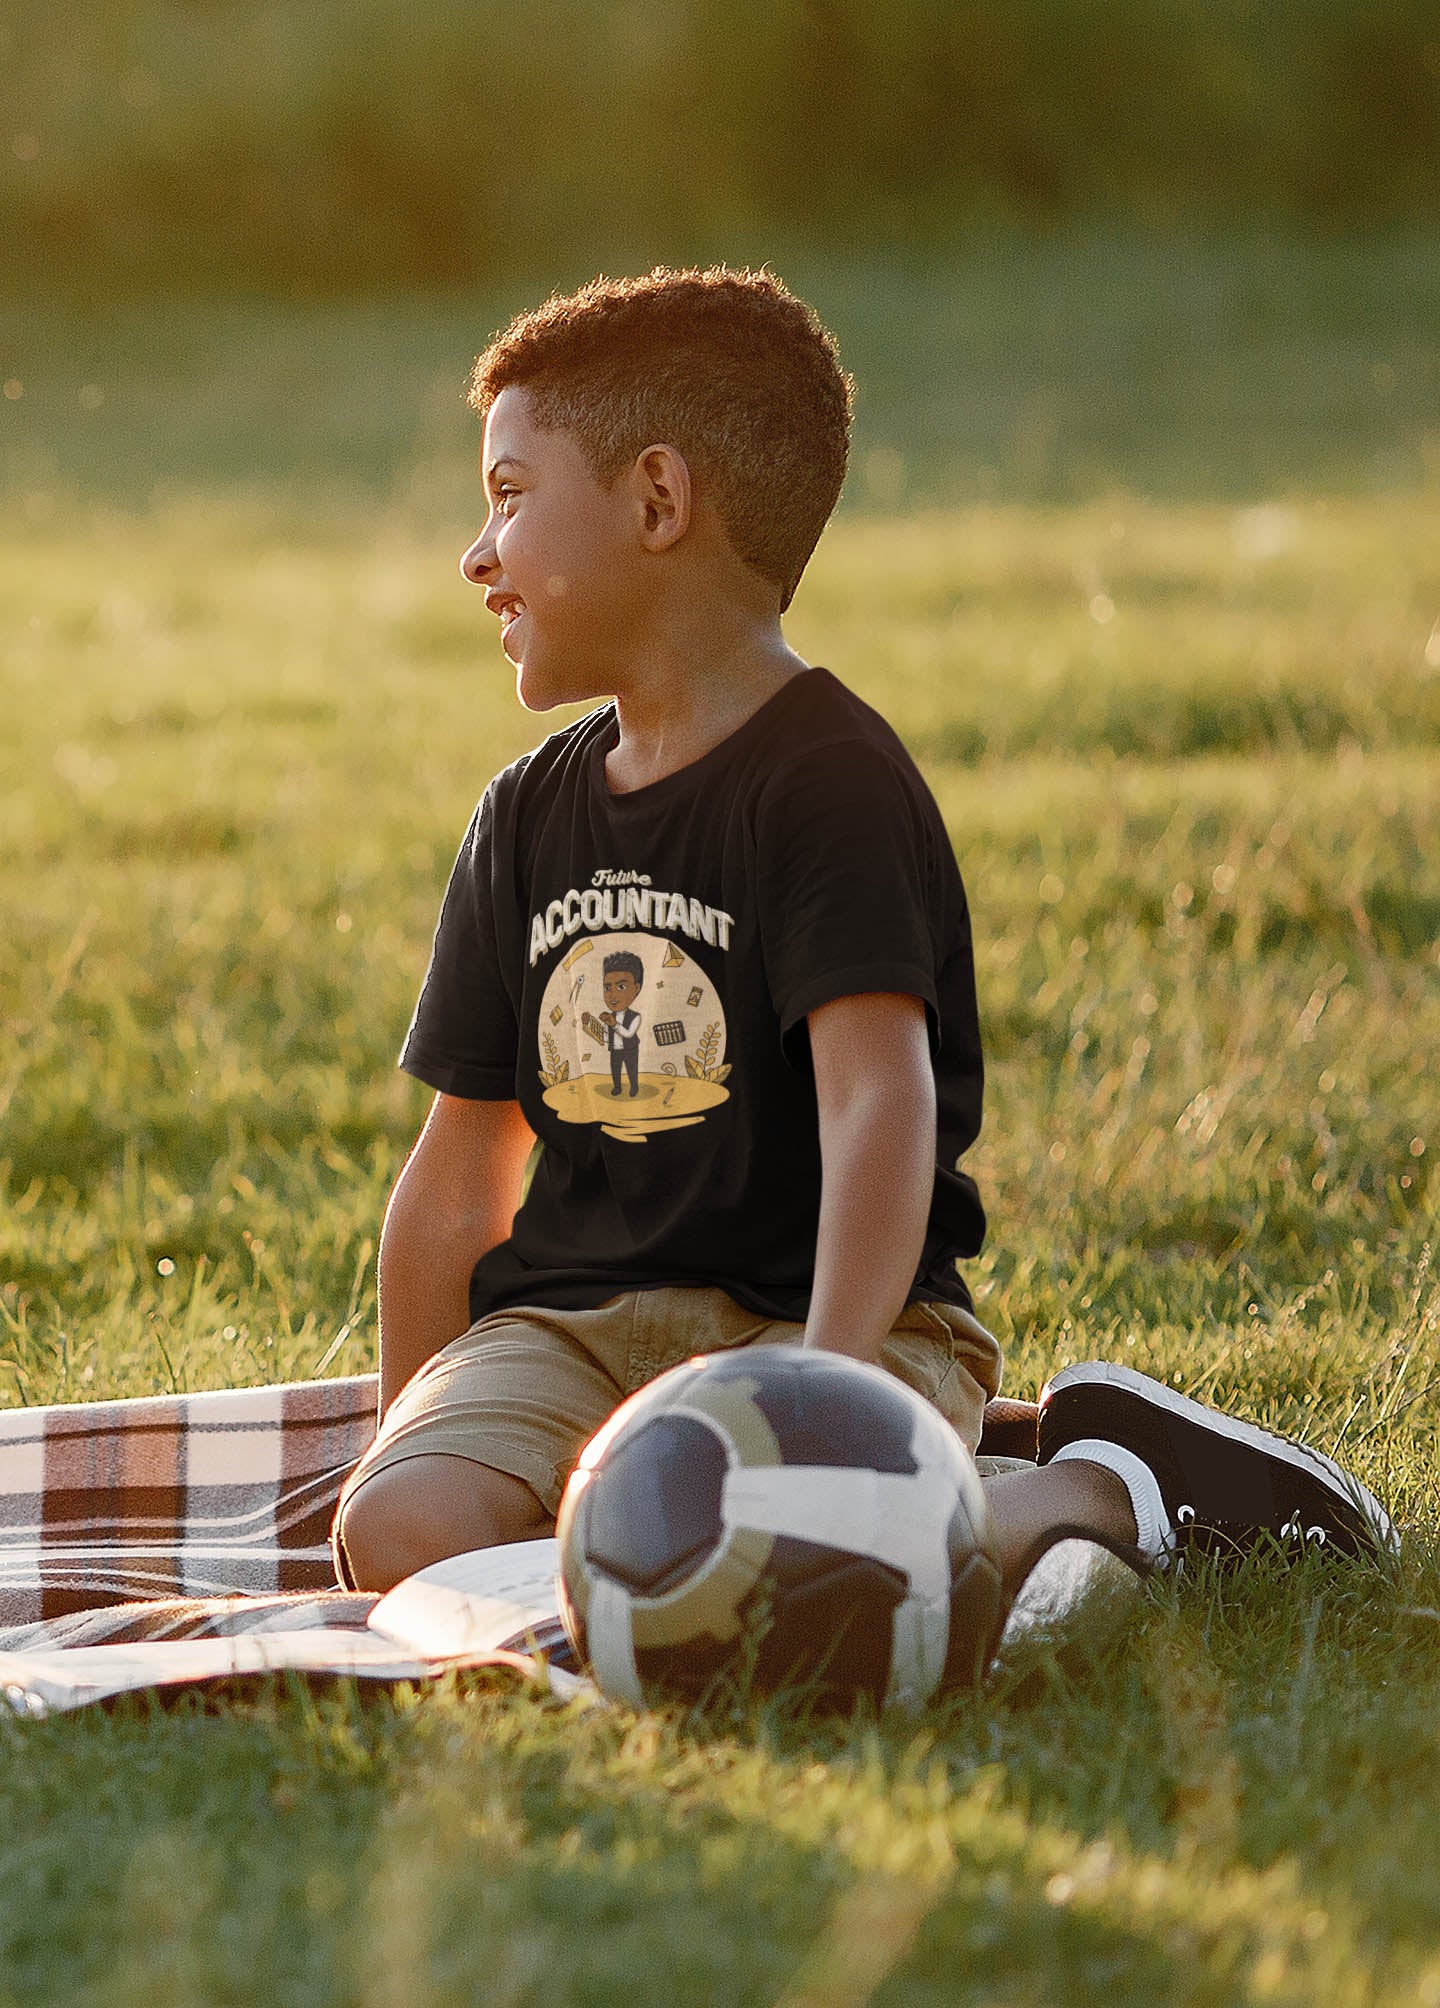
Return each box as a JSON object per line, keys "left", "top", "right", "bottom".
{"left": 804, "top": 991, "right": 935, "bottom": 1366}
{"left": 376, "top": 1092, "right": 535, "bottom": 1416}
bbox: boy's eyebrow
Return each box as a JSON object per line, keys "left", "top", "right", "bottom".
{"left": 485, "top": 455, "right": 528, "bottom": 482}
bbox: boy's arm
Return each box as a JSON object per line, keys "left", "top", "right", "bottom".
{"left": 804, "top": 991, "right": 936, "bottom": 1364}
{"left": 376, "top": 1090, "right": 535, "bottom": 1417}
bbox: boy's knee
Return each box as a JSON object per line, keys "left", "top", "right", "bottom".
{"left": 334, "top": 1453, "right": 549, "bottom": 1592}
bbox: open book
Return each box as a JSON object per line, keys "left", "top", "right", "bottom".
{"left": 0, "top": 1540, "right": 588, "bottom": 1718}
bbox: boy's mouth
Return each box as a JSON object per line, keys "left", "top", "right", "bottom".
{"left": 486, "top": 591, "right": 525, "bottom": 627}
{"left": 485, "top": 591, "right": 526, "bottom": 652}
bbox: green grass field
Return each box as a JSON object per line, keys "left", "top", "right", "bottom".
{"left": 2, "top": 261, "right": 1439, "bottom": 2003}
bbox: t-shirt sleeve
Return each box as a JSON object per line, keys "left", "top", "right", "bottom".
{"left": 754, "top": 741, "right": 941, "bottom": 1064}
{"left": 399, "top": 790, "right": 520, "bottom": 1099}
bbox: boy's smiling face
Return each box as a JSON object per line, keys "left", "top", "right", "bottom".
{"left": 460, "top": 387, "right": 650, "bottom": 712}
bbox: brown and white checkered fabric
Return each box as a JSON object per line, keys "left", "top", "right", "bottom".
{"left": 0, "top": 1375, "right": 378, "bottom": 1627}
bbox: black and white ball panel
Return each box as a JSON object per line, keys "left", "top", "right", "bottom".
{"left": 689, "top": 1346, "right": 923, "bottom": 1473}
{"left": 639, "top": 1542, "right": 909, "bottom": 1708}
{"left": 946, "top": 1547, "right": 1007, "bottom": 1689}
{"left": 583, "top": 1414, "right": 728, "bottom": 1597}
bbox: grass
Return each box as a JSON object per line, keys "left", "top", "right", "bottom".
{"left": 1, "top": 264, "right": 1439, "bottom": 2003}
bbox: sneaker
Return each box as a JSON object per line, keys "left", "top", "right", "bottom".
{"left": 1037, "top": 1361, "right": 1399, "bottom": 1564}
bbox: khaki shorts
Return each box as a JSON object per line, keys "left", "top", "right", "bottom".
{"left": 334, "top": 1287, "right": 1003, "bottom": 1566}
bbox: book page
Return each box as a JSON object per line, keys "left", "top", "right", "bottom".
{"left": 368, "top": 1537, "right": 563, "bottom": 1658}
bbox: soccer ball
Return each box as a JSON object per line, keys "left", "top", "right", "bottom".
{"left": 556, "top": 1344, "right": 1004, "bottom": 1712}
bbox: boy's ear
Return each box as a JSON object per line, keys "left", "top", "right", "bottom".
{"left": 631, "top": 444, "right": 691, "bottom": 554}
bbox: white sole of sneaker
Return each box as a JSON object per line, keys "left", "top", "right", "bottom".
{"left": 1042, "top": 1361, "right": 1400, "bottom": 1557}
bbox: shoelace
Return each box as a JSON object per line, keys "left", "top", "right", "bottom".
{"left": 1174, "top": 1501, "right": 1329, "bottom": 1545}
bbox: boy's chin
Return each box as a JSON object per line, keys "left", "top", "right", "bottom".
{"left": 514, "top": 654, "right": 606, "bottom": 714}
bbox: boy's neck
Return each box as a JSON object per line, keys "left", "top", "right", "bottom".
{"left": 604, "top": 624, "right": 810, "bottom": 795}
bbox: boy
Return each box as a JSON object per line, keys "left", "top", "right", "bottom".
{"left": 333, "top": 267, "right": 1394, "bottom": 1607}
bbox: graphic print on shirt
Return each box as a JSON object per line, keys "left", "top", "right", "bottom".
{"left": 535, "top": 926, "right": 730, "bottom": 1144}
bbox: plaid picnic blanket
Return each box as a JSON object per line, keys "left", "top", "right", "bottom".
{"left": 0, "top": 1374, "right": 377, "bottom": 1630}
{"left": 0, "top": 1589, "right": 383, "bottom": 1654}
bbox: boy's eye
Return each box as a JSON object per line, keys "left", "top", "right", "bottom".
{"left": 495, "top": 486, "right": 519, "bottom": 515}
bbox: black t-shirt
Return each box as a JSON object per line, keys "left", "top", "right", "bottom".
{"left": 401, "top": 667, "right": 987, "bottom": 1325}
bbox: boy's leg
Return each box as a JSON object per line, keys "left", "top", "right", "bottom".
{"left": 333, "top": 1305, "right": 633, "bottom": 1592}
{"left": 337, "top": 1456, "right": 550, "bottom": 1592}
{"left": 861, "top": 1305, "right": 1134, "bottom": 1598}
{"left": 335, "top": 1288, "right": 787, "bottom": 1591}
{"left": 610, "top": 1048, "right": 623, "bottom": 1095}
{"left": 982, "top": 1460, "right": 1139, "bottom": 1598}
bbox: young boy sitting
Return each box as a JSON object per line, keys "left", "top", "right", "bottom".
{"left": 333, "top": 267, "right": 1394, "bottom": 1611}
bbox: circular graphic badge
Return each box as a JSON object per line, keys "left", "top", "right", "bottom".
{"left": 535, "top": 931, "right": 730, "bottom": 1143}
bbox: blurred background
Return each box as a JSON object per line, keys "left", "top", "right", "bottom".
{"left": 3, "top": 0, "right": 1439, "bottom": 517}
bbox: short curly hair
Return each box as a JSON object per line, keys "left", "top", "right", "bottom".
{"left": 468, "top": 266, "right": 852, "bottom": 611}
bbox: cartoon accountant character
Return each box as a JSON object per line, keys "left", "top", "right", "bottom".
{"left": 599, "top": 951, "right": 644, "bottom": 1097}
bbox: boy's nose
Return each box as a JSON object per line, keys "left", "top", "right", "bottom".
{"left": 459, "top": 532, "right": 496, "bottom": 585}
